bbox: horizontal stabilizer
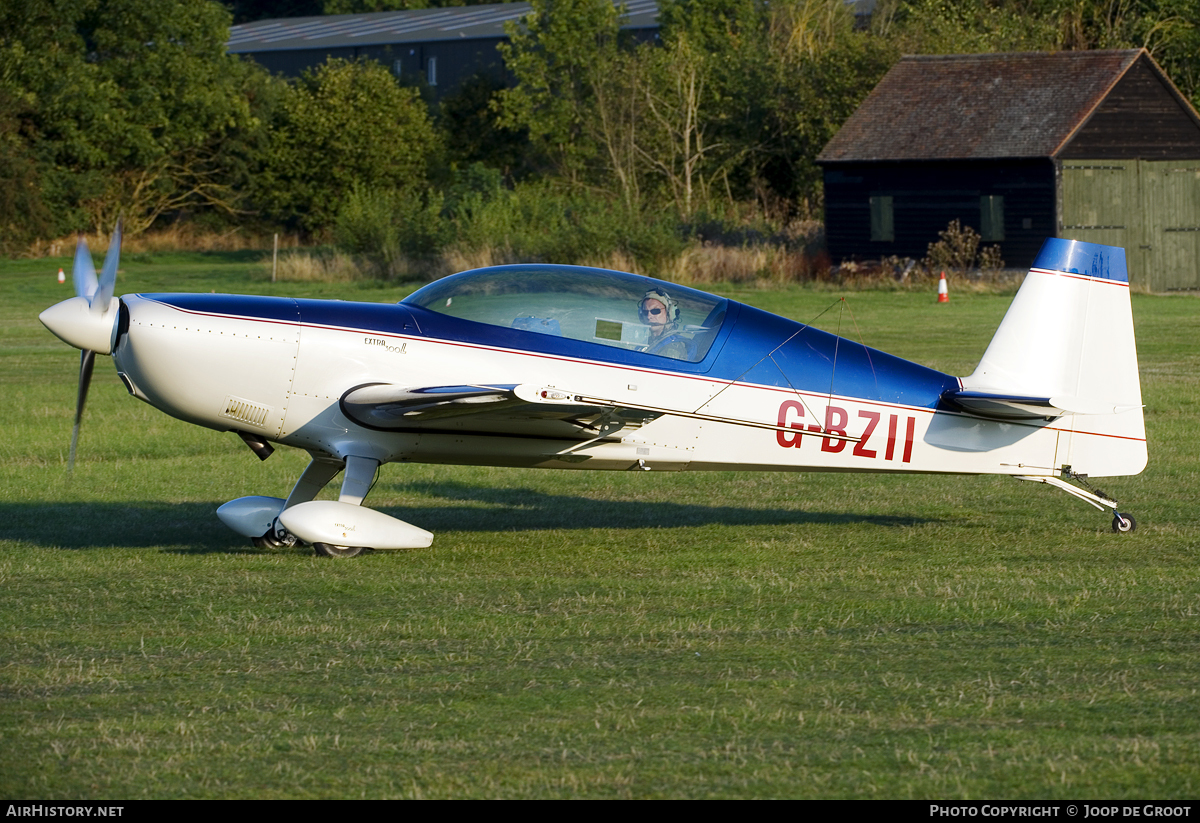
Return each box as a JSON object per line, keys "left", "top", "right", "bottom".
{"left": 942, "top": 390, "right": 1059, "bottom": 420}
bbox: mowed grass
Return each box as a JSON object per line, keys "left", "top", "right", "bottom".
{"left": 2, "top": 253, "right": 1198, "bottom": 799}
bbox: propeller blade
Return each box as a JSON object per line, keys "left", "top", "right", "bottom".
{"left": 68, "top": 349, "right": 96, "bottom": 472}
{"left": 94, "top": 217, "right": 122, "bottom": 312}
{"left": 60, "top": 220, "right": 121, "bottom": 470}
{"left": 73, "top": 236, "right": 98, "bottom": 303}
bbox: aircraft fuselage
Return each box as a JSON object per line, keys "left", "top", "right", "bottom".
{"left": 112, "top": 292, "right": 1083, "bottom": 478}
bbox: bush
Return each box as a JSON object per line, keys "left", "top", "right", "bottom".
{"left": 448, "top": 181, "right": 685, "bottom": 270}
{"left": 921, "top": 219, "right": 1003, "bottom": 279}
{"left": 333, "top": 184, "right": 447, "bottom": 276}
{"left": 258, "top": 59, "right": 440, "bottom": 235}
{"left": 334, "top": 184, "right": 400, "bottom": 265}
{"left": 272, "top": 248, "right": 364, "bottom": 282}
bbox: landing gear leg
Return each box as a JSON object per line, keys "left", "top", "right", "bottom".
{"left": 284, "top": 456, "right": 345, "bottom": 509}
{"left": 1015, "top": 470, "right": 1136, "bottom": 534}
{"left": 336, "top": 455, "right": 378, "bottom": 506}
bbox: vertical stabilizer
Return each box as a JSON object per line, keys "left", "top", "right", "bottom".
{"left": 960, "top": 239, "right": 1146, "bottom": 477}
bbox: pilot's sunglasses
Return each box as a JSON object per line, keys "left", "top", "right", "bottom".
{"left": 643, "top": 307, "right": 663, "bottom": 315}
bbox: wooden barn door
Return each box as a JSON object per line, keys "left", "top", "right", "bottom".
{"left": 1141, "top": 162, "right": 1200, "bottom": 291}
{"left": 1060, "top": 163, "right": 1144, "bottom": 281}
{"left": 1062, "top": 161, "right": 1200, "bottom": 290}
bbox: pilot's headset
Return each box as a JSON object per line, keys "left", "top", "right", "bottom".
{"left": 639, "top": 289, "right": 680, "bottom": 325}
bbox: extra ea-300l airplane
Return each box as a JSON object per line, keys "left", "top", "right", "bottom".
{"left": 40, "top": 224, "right": 1146, "bottom": 556}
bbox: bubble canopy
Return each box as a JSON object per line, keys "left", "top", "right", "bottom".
{"left": 402, "top": 265, "right": 729, "bottom": 363}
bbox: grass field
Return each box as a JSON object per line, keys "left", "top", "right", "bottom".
{"left": 2, "top": 252, "right": 1198, "bottom": 799}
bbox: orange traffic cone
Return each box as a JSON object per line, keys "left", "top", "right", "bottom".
{"left": 937, "top": 271, "right": 949, "bottom": 303}
{"left": 57, "top": 268, "right": 65, "bottom": 284}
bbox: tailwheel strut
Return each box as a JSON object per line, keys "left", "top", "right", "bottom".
{"left": 1014, "top": 469, "right": 1136, "bottom": 534}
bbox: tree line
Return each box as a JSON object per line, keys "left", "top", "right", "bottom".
{"left": 3, "top": 0, "right": 1197, "bottom": 263}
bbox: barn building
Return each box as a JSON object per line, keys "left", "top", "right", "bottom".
{"left": 817, "top": 50, "right": 1200, "bottom": 290}
{"left": 226, "top": 0, "right": 660, "bottom": 97}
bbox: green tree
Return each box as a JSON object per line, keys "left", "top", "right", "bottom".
{"left": 652, "top": 0, "right": 896, "bottom": 216}
{"left": 0, "top": 0, "right": 269, "bottom": 235}
{"left": 654, "top": 0, "right": 773, "bottom": 201}
{"left": 0, "top": 88, "right": 55, "bottom": 251}
{"left": 626, "top": 34, "right": 730, "bottom": 217}
{"left": 255, "top": 58, "right": 440, "bottom": 233}
{"left": 889, "top": 0, "right": 1199, "bottom": 106}
{"left": 495, "top": 0, "right": 623, "bottom": 183}
{"left": 888, "top": 0, "right": 1059, "bottom": 53}
{"left": 438, "top": 73, "right": 530, "bottom": 178}
{"left": 78, "top": 0, "right": 265, "bottom": 231}
{"left": 1147, "top": 0, "right": 1200, "bottom": 106}
{"left": 1041, "top": 0, "right": 1199, "bottom": 105}
{"left": 763, "top": 3, "right": 899, "bottom": 214}
{"left": 1, "top": 0, "right": 112, "bottom": 236}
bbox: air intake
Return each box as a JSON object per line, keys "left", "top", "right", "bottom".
{"left": 220, "top": 396, "right": 271, "bottom": 428}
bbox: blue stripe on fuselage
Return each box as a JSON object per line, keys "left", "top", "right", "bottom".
{"left": 710, "top": 304, "right": 957, "bottom": 408}
{"left": 142, "top": 293, "right": 301, "bottom": 323}
{"left": 143, "top": 293, "right": 956, "bottom": 409}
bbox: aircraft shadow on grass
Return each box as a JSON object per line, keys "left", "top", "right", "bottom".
{"left": 387, "top": 481, "right": 934, "bottom": 534}
{"left": 0, "top": 491, "right": 934, "bottom": 553}
{"left": 0, "top": 502, "right": 251, "bottom": 553}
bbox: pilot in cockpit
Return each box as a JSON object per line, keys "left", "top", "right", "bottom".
{"left": 638, "top": 289, "right": 689, "bottom": 360}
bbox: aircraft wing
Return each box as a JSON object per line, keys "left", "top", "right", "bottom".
{"left": 341, "top": 383, "right": 856, "bottom": 442}
{"left": 340, "top": 383, "right": 655, "bottom": 439}
{"left": 342, "top": 383, "right": 531, "bottom": 425}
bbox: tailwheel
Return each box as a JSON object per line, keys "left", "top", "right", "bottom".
{"left": 1111, "top": 513, "right": 1137, "bottom": 534}
{"left": 313, "top": 542, "right": 366, "bottom": 559}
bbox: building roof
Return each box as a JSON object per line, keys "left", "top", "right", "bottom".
{"left": 227, "top": 0, "right": 660, "bottom": 53}
{"left": 818, "top": 49, "right": 1199, "bottom": 163}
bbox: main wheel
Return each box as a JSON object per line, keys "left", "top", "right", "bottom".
{"left": 1111, "top": 513, "right": 1137, "bottom": 533}
{"left": 251, "top": 519, "right": 297, "bottom": 550}
{"left": 313, "top": 542, "right": 365, "bottom": 558}
{"left": 252, "top": 530, "right": 286, "bottom": 549}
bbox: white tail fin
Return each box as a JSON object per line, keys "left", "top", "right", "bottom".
{"left": 959, "top": 239, "right": 1146, "bottom": 478}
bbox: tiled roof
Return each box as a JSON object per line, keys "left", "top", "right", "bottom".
{"left": 818, "top": 50, "right": 1146, "bottom": 162}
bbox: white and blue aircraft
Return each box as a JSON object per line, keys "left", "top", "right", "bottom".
{"left": 40, "top": 224, "right": 1146, "bottom": 556}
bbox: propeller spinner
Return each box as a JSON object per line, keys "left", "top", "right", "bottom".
{"left": 39, "top": 220, "right": 123, "bottom": 470}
